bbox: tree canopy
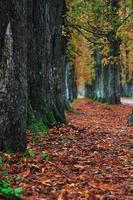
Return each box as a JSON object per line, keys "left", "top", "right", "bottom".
{"left": 66, "top": 0, "right": 133, "bottom": 89}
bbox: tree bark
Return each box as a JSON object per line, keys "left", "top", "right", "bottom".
{"left": 0, "top": 0, "right": 27, "bottom": 152}
{"left": 27, "top": 0, "right": 67, "bottom": 124}
{"left": 0, "top": 0, "right": 76, "bottom": 152}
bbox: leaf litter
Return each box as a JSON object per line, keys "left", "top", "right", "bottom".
{"left": 0, "top": 98, "right": 133, "bottom": 199}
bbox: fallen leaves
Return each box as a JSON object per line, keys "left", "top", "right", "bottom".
{"left": 0, "top": 98, "right": 133, "bottom": 199}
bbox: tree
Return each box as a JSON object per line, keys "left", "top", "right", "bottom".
{"left": 27, "top": 0, "right": 67, "bottom": 124}
{"left": 67, "top": 0, "right": 133, "bottom": 103}
{"left": 0, "top": 0, "right": 68, "bottom": 152}
{"left": 0, "top": 0, "right": 27, "bottom": 152}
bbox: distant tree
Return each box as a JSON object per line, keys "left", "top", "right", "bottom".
{"left": 66, "top": 0, "right": 133, "bottom": 103}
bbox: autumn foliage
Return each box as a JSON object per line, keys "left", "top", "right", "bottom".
{"left": 68, "top": 32, "right": 95, "bottom": 87}
{"left": 66, "top": 0, "right": 133, "bottom": 88}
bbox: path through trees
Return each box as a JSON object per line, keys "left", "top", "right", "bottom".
{"left": 0, "top": 99, "right": 133, "bottom": 199}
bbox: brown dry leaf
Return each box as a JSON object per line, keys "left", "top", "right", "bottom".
{"left": 19, "top": 168, "right": 30, "bottom": 178}
{"left": 58, "top": 189, "right": 67, "bottom": 200}
{"left": 39, "top": 178, "right": 52, "bottom": 186}
{"left": 74, "top": 164, "right": 86, "bottom": 169}
{"left": 98, "top": 183, "right": 114, "bottom": 191}
{"left": 30, "top": 164, "right": 40, "bottom": 169}
{"left": 2, "top": 153, "right": 11, "bottom": 161}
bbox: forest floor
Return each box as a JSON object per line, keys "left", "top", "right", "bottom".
{"left": 0, "top": 98, "right": 133, "bottom": 200}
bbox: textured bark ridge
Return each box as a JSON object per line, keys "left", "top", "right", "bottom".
{"left": 0, "top": 0, "right": 75, "bottom": 152}
{"left": 27, "top": 0, "right": 67, "bottom": 123}
{"left": 0, "top": 0, "right": 27, "bottom": 152}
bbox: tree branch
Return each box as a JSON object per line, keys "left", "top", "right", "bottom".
{"left": 67, "top": 24, "right": 102, "bottom": 44}
{"left": 120, "top": 12, "right": 133, "bottom": 26}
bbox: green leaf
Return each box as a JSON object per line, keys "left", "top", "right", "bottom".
{"left": 32, "top": 136, "right": 40, "bottom": 142}
{"left": 1, "top": 187, "right": 13, "bottom": 195}
{"left": 40, "top": 151, "right": 49, "bottom": 160}
{"left": 1, "top": 168, "right": 8, "bottom": 175}
{"left": 0, "top": 180, "right": 23, "bottom": 198}
{"left": 27, "top": 149, "right": 35, "bottom": 157}
{"left": 14, "top": 187, "right": 23, "bottom": 197}
{"left": 15, "top": 175, "right": 21, "bottom": 181}
{"left": 0, "top": 180, "right": 9, "bottom": 188}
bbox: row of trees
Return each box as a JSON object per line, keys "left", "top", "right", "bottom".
{"left": 0, "top": 0, "right": 77, "bottom": 152}
{"left": 67, "top": 0, "right": 133, "bottom": 102}
{"left": 0, "top": 0, "right": 132, "bottom": 152}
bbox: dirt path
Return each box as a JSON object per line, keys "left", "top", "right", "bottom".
{"left": 1, "top": 99, "right": 133, "bottom": 200}
{"left": 65, "top": 99, "right": 133, "bottom": 199}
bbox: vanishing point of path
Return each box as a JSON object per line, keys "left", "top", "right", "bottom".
{"left": 1, "top": 99, "right": 133, "bottom": 200}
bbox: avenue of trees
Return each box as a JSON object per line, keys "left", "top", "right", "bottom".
{"left": 67, "top": 0, "right": 133, "bottom": 103}
{"left": 0, "top": 0, "right": 133, "bottom": 152}
{"left": 0, "top": 0, "right": 77, "bottom": 152}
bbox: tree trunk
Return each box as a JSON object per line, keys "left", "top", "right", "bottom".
{"left": 0, "top": 0, "right": 27, "bottom": 152}
{"left": 66, "top": 62, "right": 77, "bottom": 101}
{"left": 0, "top": 0, "right": 69, "bottom": 152}
{"left": 107, "top": 36, "right": 121, "bottom": 104}
{"left": 27, "top": 0, "right": 67, "bottom": 124}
